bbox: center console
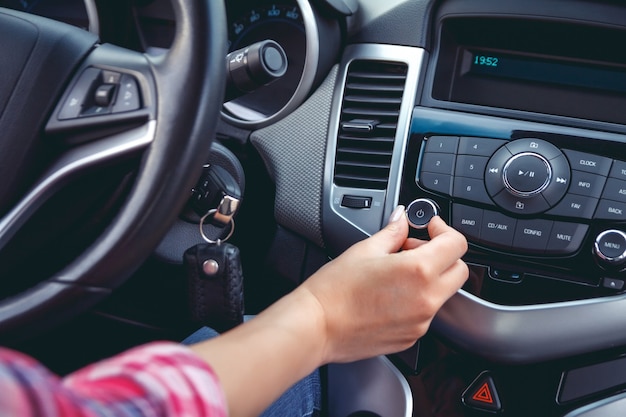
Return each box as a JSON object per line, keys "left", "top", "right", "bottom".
{"left": 403, "top": 108, "right": 626, "bottom": 305}
{"left": 323, "top": 0, "right": 626, "bottom": 415}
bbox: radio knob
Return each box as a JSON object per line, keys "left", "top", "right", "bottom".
{"left": 594, "top": 230, "right": 626, "bottom": 266}
{"left": 406, "top": 198, "right": 440, "bottom": 229}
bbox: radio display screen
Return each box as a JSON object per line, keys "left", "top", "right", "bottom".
{"left": 463, "top": 49, "right": 626, "bottom": 95}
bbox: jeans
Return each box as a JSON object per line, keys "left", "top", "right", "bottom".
{"left": 182, "top": 322, "right": 321, "bottom": 417}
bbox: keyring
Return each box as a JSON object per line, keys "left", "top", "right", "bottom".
{"left": 199, "top": 209, "right": 235, "bottom": 244}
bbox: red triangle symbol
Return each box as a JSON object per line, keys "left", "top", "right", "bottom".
{"left": 472, "top": 382, "right": 494, "bottom": 404}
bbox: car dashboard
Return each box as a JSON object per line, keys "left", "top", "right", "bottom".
{"left": 4, "top": 0, "right": 626, "bottom": 416}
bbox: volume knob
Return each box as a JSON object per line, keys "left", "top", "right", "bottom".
{"left": 594, "top": 230, "right": 626, "bottom": 266}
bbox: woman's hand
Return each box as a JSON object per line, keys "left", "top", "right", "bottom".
{"left": 298, "top": 206, "right": 469, "bottom": 364}
{"left": 191, "top": 206, "right": 468, "bottom": 417}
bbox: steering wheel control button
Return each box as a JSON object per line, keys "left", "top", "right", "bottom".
{"left": 503, "top": 152, "right": 552, "bottom": 197}
{"left": 58, "top": 67, "right": 102, "bottom": 120}
{"left": 462, "top": 372, "right": 502, "bottom": 413}
{"left": 94, "top": 84, "right": 117, "bottom": 107}
{"left": 406, "top": 199, "right": 439, "bottom": 229}
{"left": 341, "top": 195, "right": 372, "bottom": 209}
{"left": 452, "top": 204, "right": 483, "bottom": 242}
{"left": 594, "top": 230, "right": 626, "bottom": 265}
{"left": 481, "top": 210, "right": 517, "bottom": 250}
{"left": 513, "top": 219, "right": 553, "bottom": 254}
{"left": 421, "top": 153, "right": 455, "bottom": 175}
{"left": 112, "top": 74, "right": 141, "bottom": 113}
{"left": 419, "top": 172, "right": 452, "bottom": 195}
{"left": 458, "top": 137, "right": 506, "bottom": 157}
{"left": 453, "top": 177, "right": 492, "bottom": 205}
{"left": 545, "top": 222, "right": 589, "bottom": 255}
{"left": 102, "top": 70, "right": 122, "bottom": 84}
{"left": 455, "top": 155, "right": 489, "bottom": 180}
{"left": 563, "top": 149, "right": 613, "bottom": 176}
{"left": 425, "top": 135, "right": 459, "bottom": 154}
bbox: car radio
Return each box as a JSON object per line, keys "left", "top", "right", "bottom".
{"left": 401, "top": 107, "right": 626, "bottom": 305}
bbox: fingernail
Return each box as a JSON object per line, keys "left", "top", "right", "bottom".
{"left": 389, "top": 205, "right": 405, "bottom": 223}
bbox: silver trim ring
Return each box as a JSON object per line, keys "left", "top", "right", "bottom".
{"left": 502, "top": 152, "right": 552, "bottom": 197}
{"left": 199, "top": 209, "right": 235, "bottom": 244}
{"left": 594, "top": 229, "right": 626, "bottom": 264}
{"left": 221, "top": 0, "right": 320, "bottom": 128}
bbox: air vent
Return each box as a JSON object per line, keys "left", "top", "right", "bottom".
{"left": 333, "top": 60, "right": 408, "bottom": 190}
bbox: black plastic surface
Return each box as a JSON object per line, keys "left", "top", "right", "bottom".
{"left": 559, "top": 356, "right": 626, "bottom": 404}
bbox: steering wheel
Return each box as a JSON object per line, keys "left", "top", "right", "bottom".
{"left": 0, "top": 1, "right": 226, "bottom": 342}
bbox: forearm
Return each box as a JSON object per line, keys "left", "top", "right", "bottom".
{"left": 190, "top": 288, "right": 326, "bottom": 417}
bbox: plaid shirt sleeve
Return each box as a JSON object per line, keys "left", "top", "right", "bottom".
{"left": 0, "top": 341, "right": 228, "bottom": 417}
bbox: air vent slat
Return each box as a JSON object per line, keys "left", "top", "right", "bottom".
{"left": 347, "top": 71, "right": 407, "bottom": 81}
{"left": 343, "top": 95, "right": 403, "bottom": 105}
{"left": 333, "top": 60, "right": 407, "bottom": 190}
{"left": 345, "top": 83, "right": 405, "bottom": 93}
{"left": 341, "top": 108, "right": 400, "bottom": 118}
{"left": 337, "top": 148, "right": 394, "bottom": 158}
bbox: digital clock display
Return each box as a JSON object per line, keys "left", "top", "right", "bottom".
{"left": 473, "top": 55, "right": 499, "bottom": 67}
{"left": 466, "top": 49, "right": 626, "bottom": 94}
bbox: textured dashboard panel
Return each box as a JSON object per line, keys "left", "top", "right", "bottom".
{"left": 250, "top": 66, "right": 339, "bottom": 248}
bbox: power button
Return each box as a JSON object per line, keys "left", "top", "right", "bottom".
{"left": 406, "top": 199, "right": 440, "bottom": 229}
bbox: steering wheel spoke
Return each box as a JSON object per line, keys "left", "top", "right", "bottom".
{"left": 0, "top": 1, "right": 227, "bottom": 342}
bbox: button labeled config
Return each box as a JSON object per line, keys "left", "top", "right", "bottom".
{"left": 406, "top": 199, "right": 439, "bottom": 229}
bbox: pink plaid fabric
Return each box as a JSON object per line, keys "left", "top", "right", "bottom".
{"left": 0, "top": 342, "right": 227, "bottom": 417}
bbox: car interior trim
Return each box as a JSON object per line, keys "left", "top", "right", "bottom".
{"left": 323, "top": 43, "right": 426, "bottom": 255}
{"left": 0, "top": 121, "right": 155, "bottom": 252}
{"left": 83, "top": 0, "right": 99, "bottom": 36}
{"left": 221, "top": 0, "right": 320, "bottom": 129}
{"left": 435, "top": 288, "right": 626, "bottom": 365}
{"left": 562, "top": 392, "right": 626, "bottom": 417}
{"left": 327, "top": 355, "right": 413, "bottom": 417}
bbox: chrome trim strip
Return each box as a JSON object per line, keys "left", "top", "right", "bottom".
{"left": 323, "top": 44, "right": 426, "bottom": 252}
{"left": 327, "top": 355, "right": 413, "bottom": 417}
{"left": 0, "top": 121, "right": 156, "bottom": 251}
{"left": 221, "top": 0, "right": 320, "bottom": 128}
{"left": 83, "top": 0, "right": 99, "bottom": 36}
{"left": 434, "top": 288, "right": 626, "bottom": 364}
{"left": 563, "top": 392, "right": 626, "bottom": 417}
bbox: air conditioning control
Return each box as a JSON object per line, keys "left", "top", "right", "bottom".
{"left": 594, "top": 230, "right": 626, "bottom": 266}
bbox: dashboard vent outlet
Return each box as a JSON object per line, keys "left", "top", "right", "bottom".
{"left": 333, "top": 60, "right": 408, "bottom": 190}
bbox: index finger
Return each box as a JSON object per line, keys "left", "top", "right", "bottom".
{"left": 403, "top": 216, "right": 468, "bottom": 273}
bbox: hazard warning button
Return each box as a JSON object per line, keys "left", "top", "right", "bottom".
{"left": 462, "top": 372, "right": 502, "bottom": 413}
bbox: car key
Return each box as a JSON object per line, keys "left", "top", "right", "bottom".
{"left": 184, "top": 239, "right": 244, "bottom": 333}
{"left": 184, "top": 170, "right": 244, "bottom": 333}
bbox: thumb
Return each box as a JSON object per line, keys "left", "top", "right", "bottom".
{"left": 362, "top": 205, "right": 409, "bottom": 254}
